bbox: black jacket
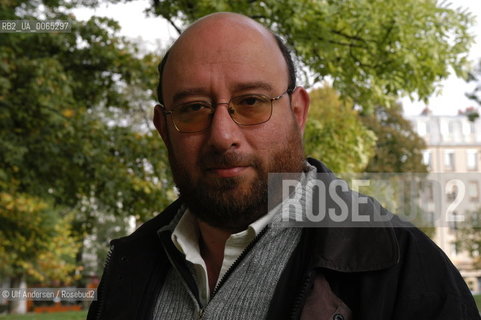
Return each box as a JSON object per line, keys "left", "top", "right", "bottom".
{"left": 88, "top": 158, "right": 480, "bottom": 320}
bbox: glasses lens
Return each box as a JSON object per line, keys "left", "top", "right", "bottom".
{"left": 230, "top": 94, "right": 272, "bottom": 125}
{"left": 173, "top": 102, "right": 213, "bottom": 132}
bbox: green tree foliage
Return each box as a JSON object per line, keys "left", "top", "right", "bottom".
{"left": 359, "top": 103, "right": 431, "bottom": 236}
{"left": 143, "top": 0, "right": 474, "bottom": 110}
{"left": 304, "top": 85, "right": 433, "bottom": 236}
{"left": 458, "top": 207, "right": 481, "bottom": 269}
{"left": 304, "top": 85, "right": 376, "bottom": 173}
{"left": 466, "top": 59, "right": 481, "bottom": 121}
{"left": 0, "top": 0, "right": 173, "bottom": 284}
{"left": 304, "top": 85, "right": 428, "bottom": 174}
{"left": 0, "top": 193, "right": 79, "bottom": 284}
{"left": 360, "top": 103, "right": 428, "bottom": 173}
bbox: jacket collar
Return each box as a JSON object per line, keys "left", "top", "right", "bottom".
{"left": 305, "top": 158, "right": 400, "bottom": 272}
{"left": 130, "top": 158, "right": 400, "bottom": 274}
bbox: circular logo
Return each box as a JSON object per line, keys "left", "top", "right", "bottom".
{"left": 1, "top": 290, "right": 10, "bottom": 299}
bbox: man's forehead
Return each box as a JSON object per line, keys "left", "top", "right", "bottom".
{"left": 178, "top": 12, "right": 272, "bottom": 44}
{"left": 170, "top": 81, "right": 274, "bottom": 104}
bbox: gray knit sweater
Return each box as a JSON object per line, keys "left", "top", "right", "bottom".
{"left": 153, "top": 224, "right": 302, "bottom": 319}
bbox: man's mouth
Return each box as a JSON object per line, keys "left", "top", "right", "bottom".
{"left": 201, "top": 151, "right": 257, "bottom": 178}
{"left": 207, "top": 166, "right": 249, "bottom": 178}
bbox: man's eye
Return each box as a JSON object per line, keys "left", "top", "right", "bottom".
{"left": 237, "top": 95, "right": 268, "bottom": 106}
{"left": 178, "top": 103, "right": 210, "bottom": 113}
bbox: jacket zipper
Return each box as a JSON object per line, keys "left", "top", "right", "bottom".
{"left": 161, "top": 241, "right": 204, "bottom": 317}
{"left": 95, "top": 244, "right": 115, "bottom": 320}
{"left": 209, "top": 226, "right": 269, "bottom": 301}
{"left": 165, "top": 226, "right": 269, "bottom": 319}
{"left": 290, "top": 271, "right": 312, "bottom": 319}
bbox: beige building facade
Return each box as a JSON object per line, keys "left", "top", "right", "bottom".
{"left": 408, "top": 111, "right": 481, "bottom": 293}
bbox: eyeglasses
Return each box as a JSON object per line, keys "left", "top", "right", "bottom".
{"left": 158, "top": 89, "right": 293, "bottom": 133}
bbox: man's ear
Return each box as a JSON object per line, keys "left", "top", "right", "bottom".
{"left": 290, "top": 87, "right": 310, "bottom": 135}
{"left": 153, "top": 104, "right": 170, "bottom": 146}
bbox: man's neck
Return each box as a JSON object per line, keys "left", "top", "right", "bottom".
{"left": 196, "top": 219, "right": 233, "bottom": 294}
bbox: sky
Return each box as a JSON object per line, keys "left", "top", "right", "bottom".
{"left": 73, "top": 0, "right": 481, "bottom": 116}
{"left": 401, "top": 0, "right": 481, "bottom": 116}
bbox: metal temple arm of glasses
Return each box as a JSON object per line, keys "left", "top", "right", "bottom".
{"left": 158, "top": 104, "right": 173, "bottom": 116}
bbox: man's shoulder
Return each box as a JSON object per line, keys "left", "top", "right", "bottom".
{"left": 391, "top": 217, "right": 459, "bottom": 275}
{"left": 389, "top": 218, "right": 478, "bottom": 317}
{"left": 305, "top": 157, "right": 456, "bottom": 274}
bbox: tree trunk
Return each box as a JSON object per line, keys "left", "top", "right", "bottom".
{"left": 8, "top": 275, "right": 26, "bottom": 314}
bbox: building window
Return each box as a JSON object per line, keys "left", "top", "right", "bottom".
{"left": 470, "top": 210, "right": 481, "bottom": 228}
{"left": 444, "top": 150, "right": 455, "bottom": 170}
{"left": 448, "top": 121, "right": 454, "bottom": 134}
{"left": 468, "top": 181, "right": 479, "bottom": 202}
{"left": 422, "top": 151, "right": 432, "bottom": 169}
{"left": 417, "top": 122, "right": 427, "bottom": 136}
{"left": 448, "top": 211, "right": 459, "bottom": 230}
{"left": 450, "top": 241, "right": 458, "bottom": 256}
{"left": 467, "top": 150, "right": 478, "bottom": 171}
{"left": 446, "top": 184, "right": 458, "bottom": 202}
{"left": 426, "top": 183, "right": 434, "bottom": 202}
{"left": 440, "top": 120, "right": 449, "bottom": 137}
{"left": 453, "top": 121, "right": 461, "bottom": 135}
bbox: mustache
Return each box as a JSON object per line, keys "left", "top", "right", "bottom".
{"left": 200, "top": 151, "right": 259, "bottom": 169}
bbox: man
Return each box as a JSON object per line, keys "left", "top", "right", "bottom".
{"left": 88, "top": 12, "right": 479, "bottom": 319}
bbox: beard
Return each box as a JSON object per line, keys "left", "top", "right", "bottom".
{"left": 168, "top": 122, "right": 307, "bottom": 232}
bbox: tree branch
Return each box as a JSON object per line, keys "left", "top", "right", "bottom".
{"left": 151, "top": 0, "right": 182, "bottom": 34}
{"left": 330, "top": 29, "right": 369, "bottom": 43}
{"left": 165, "top": 17, "right": 182, "bottom": 34}
{"left": 380, "top": 20, "right": 395, "bottom": 45}
{"left": 250, "top": 15, "right": 268, "bottom": 20}
{"left": 316, "top": 35, "right": 368, "bottom": 49}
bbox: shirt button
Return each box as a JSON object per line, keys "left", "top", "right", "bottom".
{"left": 333, "top": 314, "right": 344, "bottom": 320}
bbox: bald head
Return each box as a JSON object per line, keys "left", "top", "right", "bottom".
{"left": 156, "top": 12, "right": 296, "bottom": 105}
{"left": 177, "top": 12, "right": 270, "bottom": 47}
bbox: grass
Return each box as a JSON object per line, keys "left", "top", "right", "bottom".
{"left": 0, "top": 311, "right": 87, "bottom": 320}
{"left": 1, "top": 297, "right": 479, "bottom": 317}
{"left": 474, "top": 294, "right": 481, "bottom": 311}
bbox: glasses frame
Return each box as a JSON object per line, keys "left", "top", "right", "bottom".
{"left": 158, "top": 88, "right": 294, "bottom": 133}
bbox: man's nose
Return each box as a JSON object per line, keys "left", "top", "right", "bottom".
{"left": 205, "top": 104, "right": 242, "bottom": 152}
